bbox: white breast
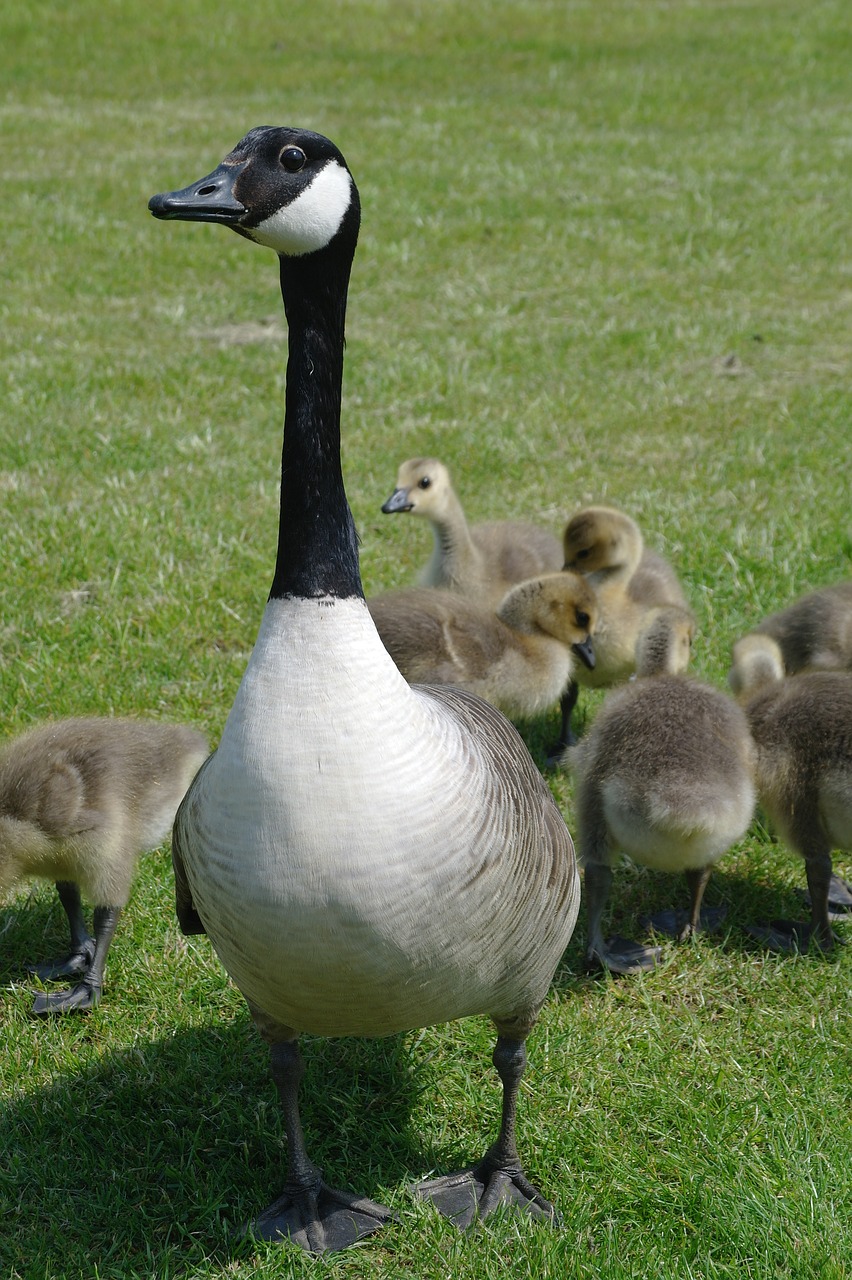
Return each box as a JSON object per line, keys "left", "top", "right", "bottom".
{"left": 178, "top": 597, "right": 576, "bottom": 1037}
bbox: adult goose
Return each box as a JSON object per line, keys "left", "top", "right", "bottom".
{"left": 0, "top": 718, "right": 207, "bottom": 1013}
{"left": 149, "top": 127, "right": 580, "bottom": 1254}
{"left": 554, "top": 505, "right": 691, "bottom": 752}
{"left": 381, "top": 457, "right": 563, "bottom": 605}
{"left": 368, "top": 571, "right": 596, "bottom": 721}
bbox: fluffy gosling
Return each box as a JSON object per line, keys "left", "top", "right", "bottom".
{"left": 0, "top": 717, "right": 208, "bottom": 1013}
{"left": 381, "top": 457, "right": 562, "bottom": 607}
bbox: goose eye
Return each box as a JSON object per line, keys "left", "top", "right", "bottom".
{"left": 575, "top": 548, "right": 591, "bottom": 560}
{"left": 280, "top": 146, "right": 307, "bottom": 172}
{"left": 418, "top": 477, "right": 431, "bottom": 490}
{"left": 576, "top": 610, "right": 590, "bottom": 628}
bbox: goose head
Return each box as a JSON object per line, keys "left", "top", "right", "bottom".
{"left": 381, "top": 458, "right": 454, "bottom": 519}
{"left": 562, "top": 506, "right": 643, "bottom": 577}
{"left": 497, "top": 572, "right": 597, "bottom": 669}
{"left": 148, "top": 126, "right": 360, "bottom": 260}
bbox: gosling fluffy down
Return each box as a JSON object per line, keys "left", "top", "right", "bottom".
{"left": 569, "top": 637, "right": 756, "bottom": 974}
{"left": 0, "top": 717, "right": 208, "bottom": 1012}
{"left": 743, "top": 670, "right": 852, "bottom": 950}
{"left": 369, "top": 572, "right": 597, "bottom": 720}
{"left": 381, "top": 457, "right": 563, "bottom": 606}
{"left": 729, "top": 580, "right": 852, "bottom": 697}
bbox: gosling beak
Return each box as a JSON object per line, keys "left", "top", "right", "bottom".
{"left": 381, "top": 487, "right": 413, "bottom": 514}
{"left": 148, "top": 160, "right": 249, "bottom": 225}
{"left": 572, "top": 638, "right": 595, "bottom": 670}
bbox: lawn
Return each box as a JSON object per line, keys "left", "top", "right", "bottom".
{"left": 1, "top": 1, "right": 850, "bottom": 1277}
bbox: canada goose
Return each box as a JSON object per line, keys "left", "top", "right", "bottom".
{"left": 0, "top": 718, "right": 208, "bottom": 1013}
{"left": 381, "top": 457, "right": 563, "bottom": 606}
{"left": 728, "top": 580, "right": 852, "bottom": 697}
{"left": 568, "top": 612, "right": 755, "bottom": 974}
{"left": 742, "top": 671, "right": 852, "bottom": 951}
{"left": 149, "top": 126, "right": 580, "bottom": 1254}
{"left": 368, "top": 572, "right": 596, "bottom": 720}
{"left": 555, "top": 505, "right": 691, "bottom": 750}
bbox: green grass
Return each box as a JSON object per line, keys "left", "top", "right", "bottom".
{"left": 1, "top": 0, "right": 851, "bottom": 1276}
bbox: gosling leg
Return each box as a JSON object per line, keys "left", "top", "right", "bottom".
{"left": 26, "top": 881, "right": 95, "bottom": 980}
{"left": 32, "top": 904, "right": 121, "bottom": 1015}
{"left": 584, "top": 861, "right": 661, "bottom": 975}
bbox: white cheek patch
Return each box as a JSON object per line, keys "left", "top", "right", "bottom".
{"left": 248, "top": 160, "right": 353, "bottom": 256}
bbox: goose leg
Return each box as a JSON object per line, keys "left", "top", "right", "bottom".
{"left": 251, "top": 1038, "right": 393, "bottom": 1253}
{"left": 645, "top": 866, "right": 726, "bottom": 940}
{"left": 32, "top": 904, "right": 121, "bottom": 1015}
{"left": 583, "top": 862, "right": 661, "bottom": 975}
{"left": 26, "top": 881, "right": 95, "bottom": 980}
{"left": 415, "top": 1035, "right": 559, "bottom": 1231}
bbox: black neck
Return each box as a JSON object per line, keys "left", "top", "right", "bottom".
{"left": 269, "top": 245, "right": 363, "bottom": 600}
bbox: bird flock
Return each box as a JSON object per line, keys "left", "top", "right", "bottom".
{"left": 3, "top": 125, "right": 851, "bottom": 1255}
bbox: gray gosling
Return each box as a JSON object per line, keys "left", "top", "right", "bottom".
{"left": 742, "top": 671, "right": 852, "bottom": 950}
{"left": 729, "top": 580, "right": 852, "bottom": 697}
{"left": 569, "top": 608, "right": 756, "bottom": 974}
{"left": 556, "top": 504, "right": 691, "bottom": 750}
{"left": 0, "top": 717, "right": 208, "bottom": 1013}
{"left": 369, "top": 572, "right": 597, "bottom": 721}
{"left": 381, "top": 457, "right": 563, "bottom": 607}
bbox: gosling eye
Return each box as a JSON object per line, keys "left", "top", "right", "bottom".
{"left": 576, "top": 610, "right": 590, "bottom": 629}
{"left": 280, "top": 146, "right": 307, "bottom": 172}
{"left": 418, "top": 477, "right": 431, "bottom": 490}
{"left": 575, "top": 547, "right": 591, "bottom": 560}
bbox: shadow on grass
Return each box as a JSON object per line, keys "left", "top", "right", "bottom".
{"left": 553, "top": 863, "right": 850, "bottom": 984}
{"left": 0, "top": 1009, "right": 437, "bottom": 1276}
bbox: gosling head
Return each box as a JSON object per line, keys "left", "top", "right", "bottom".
{"left": 498, "top": 572, "right": 597, "bottom": 670}
{"left": 381, "top": 458, "right": 453, "bottom": 519}
{"left": 729, "top": 633, "right": 785, "bottom": 699}
{"left": 635, "top": 606, "right": 695, "bottom": 677}
{"left": 562, "top": 506, "right": 641, "bottom": 574}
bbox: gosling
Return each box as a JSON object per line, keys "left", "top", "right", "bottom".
{"left": 729, "top": 580, "right": 852, "bottom": 697}
{"left": 569, "top": 609, "right": 755, "bottom": 974}
{"left": 381, "top": 457, "right": 563, "bottom": 607}
{"left": 369, "top": 572, "right": 596, "bottom": 721}
{"left": 0, "top": 717, "right": 209, "bottom": 1013}
{"left": 557, "top": 504, "right": 691, "bottom": 749}
{"left": 743, "top": 671, "right": 852, "bottom": 951}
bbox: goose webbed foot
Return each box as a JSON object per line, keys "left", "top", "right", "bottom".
{"left": 644, "top": 904, "right": 727, "bottom": 940}
{"left": 585, "top": 934, "right": 662, "bottom": 975}
{"left": 31, "top": 976, "right": 101, "bottom": 1016}
{"left": 416, "top": 1035, "right": 559, "bottom": 1232}
{"left": 251, "top": 1176, "right": 394, "bottom": 1253}
{"left": 745, "top": 920, "right": 845, "bottom": 954}
{"left": 415, "top": 1159, "right": 559, "bottom": 1231}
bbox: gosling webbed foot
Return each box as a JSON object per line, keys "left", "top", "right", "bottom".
{"left": 644, "top": 904, "right": 727, "bottom": 940}
{"left": 744, "top": 919, "right": 845, "bottom": 954}
{"left": 250, "top": 1177, "right": 394, "bottom": 1253}
{"left": 585, "top": 934, "right": 662, "bottom": 975}
{"left": 31, "top": 977, "right": 101, "bottom": 1016}
{"left": 26, "top": 937, "right": 96, "bottom": 981}
{"left": 415, "top": 1159, "right": 559, "bottom": 1231}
